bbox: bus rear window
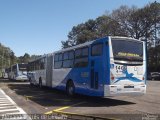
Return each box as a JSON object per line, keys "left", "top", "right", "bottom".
{"left": 19, "top": 64, "right": 27, "bottom": 71}
{"left": 112, "top": 39, "right": 143, "bottom": 61}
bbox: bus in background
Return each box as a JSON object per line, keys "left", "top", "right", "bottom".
{"left": 9, "top": 63, "right": 29, "bottom": 81}
{"left": 29, "top": 36, "right": 146, "bottom": 97}
{"left": 28, "top": 56, "right": 46, "bottom": 86}
{"left": 1, "top": 68, "right": 9, "bottom": 79}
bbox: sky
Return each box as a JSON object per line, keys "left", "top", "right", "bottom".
{"left": 0, "top": 0, "right": 157, "bottom": 57}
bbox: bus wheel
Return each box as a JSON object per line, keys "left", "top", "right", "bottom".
{"left": 66, "top": 81, "right": 75, "bottom": 96}
{"left": 39, "top": 78, "right": 42, "bottom": 88}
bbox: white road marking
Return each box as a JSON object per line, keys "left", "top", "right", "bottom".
{"left": 0, "top": 106, "right": 15, "bottom": 109}
{"left": 0, "top": 103, "right": 13, "bottom": 106}
{"left": 0, "top": 89, "right": 31, "bottom": 120}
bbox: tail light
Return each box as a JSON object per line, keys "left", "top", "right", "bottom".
{"left": 142, "top": 77, "right": 144, "bottom": 80}
{"left": 111, "top": 73, "right": 115, "bottom": 81}
{"left": 111, "top": 76, "right": 114, "bottom": 80}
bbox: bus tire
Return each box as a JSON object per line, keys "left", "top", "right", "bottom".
{"left": 66, "top": 81, "right": 75, "bottom": 96}
{"left": 39, "top": 78, "right": 42, "bottom": 88}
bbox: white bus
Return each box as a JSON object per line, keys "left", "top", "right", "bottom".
{"left": 9, "top": 63, "right": 29, "bottom": 81}
{"left": 29, "top": 36, "right": 146, "bottom": 97}
{"left": 1, "top": 68, "right": 9, "bottom": 79}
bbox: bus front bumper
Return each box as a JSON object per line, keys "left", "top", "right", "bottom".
{"left": 104, "top": 85, "right": 146, "bottom": 97}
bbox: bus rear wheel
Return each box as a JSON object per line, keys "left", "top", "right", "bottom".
{"left": 66, "top": 81, "right": 75, "bottom": 96}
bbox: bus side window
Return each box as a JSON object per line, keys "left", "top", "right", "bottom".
{"left": 54, "top": 54, "right": 59, "bottom": 62}
{"left": 35, "top": 60, "right": 40, "bottom": 70}
{"left": 74, "top": 47, "right": 88, "bottom": 68}
{"left": 63, "top": 52, "right": 69, "bottom": 68}
{"left": 69, "top": 51, "right": 74, "bottom": 67}
{"left": 40, "top": 58, "right": 45, "bottom": 70}
{"left": 63, "top": 52, "right": 69, "bottom": 60}
{"left": 63, "top": 51, "right": 74, "bottom": 68}
{"left": 91, "top": 44, "right": 103, "bottom": 56}
{"left": 54, "top": 53, "right": 63, "bottom": 69}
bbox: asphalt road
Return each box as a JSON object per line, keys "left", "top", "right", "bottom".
{"left": 0, "top": 79, "right": 160, "bottom": 120}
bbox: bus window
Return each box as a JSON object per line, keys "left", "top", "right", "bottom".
{"left": 59, "top": 53, "right": 63, "bottom": 61}
{"left": 54, "top": 53, "right": 63, "bottom": 69}
{"left": 75, "top": 49, "right": 81, "bottom": 58}
{"left": 54, "top": 61, "right": 62, "bottom": 69}
{"left": 54, "top": 54, "right": 59, "bottom": 62}
{"left": 69, "top": 51, "right": 74, "bottom": 60}
{"left": 63, "top": 52, "right": 69, "bottom": 60}
{"left": 40, "top": 58, "right": 45, "bottom": 70}
{"left": 82, "top": 47, "right": 88, "bottom": 57}
{"left": 91, "top": 44, "right": 103, "bottom": 56}
{"left": 19, "top": 64, "right": 27, "bottom": 71}
{"left": 35, "top": 60, "right": 40, "bottom": 70}
{"left": 63, "top": 51, "right": 74, "bottom": 68}
{"left": 74, "top": 47, "right": 88, "bottom": 68}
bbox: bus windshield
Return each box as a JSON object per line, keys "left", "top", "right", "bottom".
{"left": 111, "top": 39, "right": 143, "bottom": 61}
{"left": 18, "top": 64, "right": 28, "bottom": 75}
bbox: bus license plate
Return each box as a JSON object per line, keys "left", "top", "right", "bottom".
{"left": 124, "top": 86, "right": 134, "bottom": 88}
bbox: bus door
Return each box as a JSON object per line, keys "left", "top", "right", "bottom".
{"left": 90, "top": 43, "right": 103, "bottom": 89}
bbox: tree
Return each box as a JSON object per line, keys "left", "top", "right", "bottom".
{"left": 0, "top": 43, "right": 17, "bottom": 69}
{"left": 111, "top": 2, "right": 160, "bottom": 42}
{"left": 18, "top": 53, "right": 30, "bottom": 63}
{"left": 62, "top": 19, "right": 98, "bottom": 48}
{"left": 62, "top": 16, "right": 125, "bottom": 48}
{"left": 9, "top": 51, "right": 16, "bottom": 66}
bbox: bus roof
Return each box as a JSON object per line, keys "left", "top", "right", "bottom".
{"left": 111, "top": 36, "right": 143, "bottom": 42}
{"left": 29, "top": 36, "right": 143, "bottom": 62}
{"left": 53, "top": 36, "right": 142, "bottom": 54}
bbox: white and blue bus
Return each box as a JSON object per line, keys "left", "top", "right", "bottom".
{"left": 9, "top": 63, "right": 29, "bottom": 81}
{"left": 29, "top": 36, "right": 146, "bottom": 97}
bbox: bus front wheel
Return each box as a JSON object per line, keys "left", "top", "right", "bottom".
{"left": 66, "top": 81, "right": 75, "bottom": 96}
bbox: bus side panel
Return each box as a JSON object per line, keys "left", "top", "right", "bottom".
{"left": 51, "top": 37, "right": 109, "bottom": 97}
{"left": 52, "top": 67, "right": 90, "bottom": 93}
{"left": 88, "top": 55, "right": 104, "bottom": 96}
{"left": 52, "top": 68, "right": 71, "bottom": 90}
{"left": 72, "top": 68, "right": 89, "bottom": 95}
{"left": 75, "top": 39, "right": 107, "bottom": 96}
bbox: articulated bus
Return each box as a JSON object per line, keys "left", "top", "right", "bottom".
{"left": 8, "top": 63, "right": 28, "bottom": 81}
{"left": 29, "top": 36, "right": 146, "bottom": 97}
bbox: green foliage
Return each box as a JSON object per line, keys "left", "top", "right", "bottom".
{"left": 0, "top": 43, "right": 17, "bottom": 69}
{"left": 148, "top": 46, "right": 160, "bottom": 72}
{"left": 61, "top": 1, "right": 160, "bottom": 73}
{"left": 62, "top": 16, "right": 126, "bottom": 48}
{"left": 62, "top": 1, "right": 160, "bottom": 48}
{"left": 17, "top": 54, "right": 41, "bottom": 63}
{"left": 0, "top": 43, "right": 41, "bottom": 73}
{"left": 17, "top": 53, "right": 30, "bottom": 63}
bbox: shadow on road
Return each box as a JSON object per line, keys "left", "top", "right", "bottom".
{"left": 6, "top": 82, "right": 135, "bottom": 107}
